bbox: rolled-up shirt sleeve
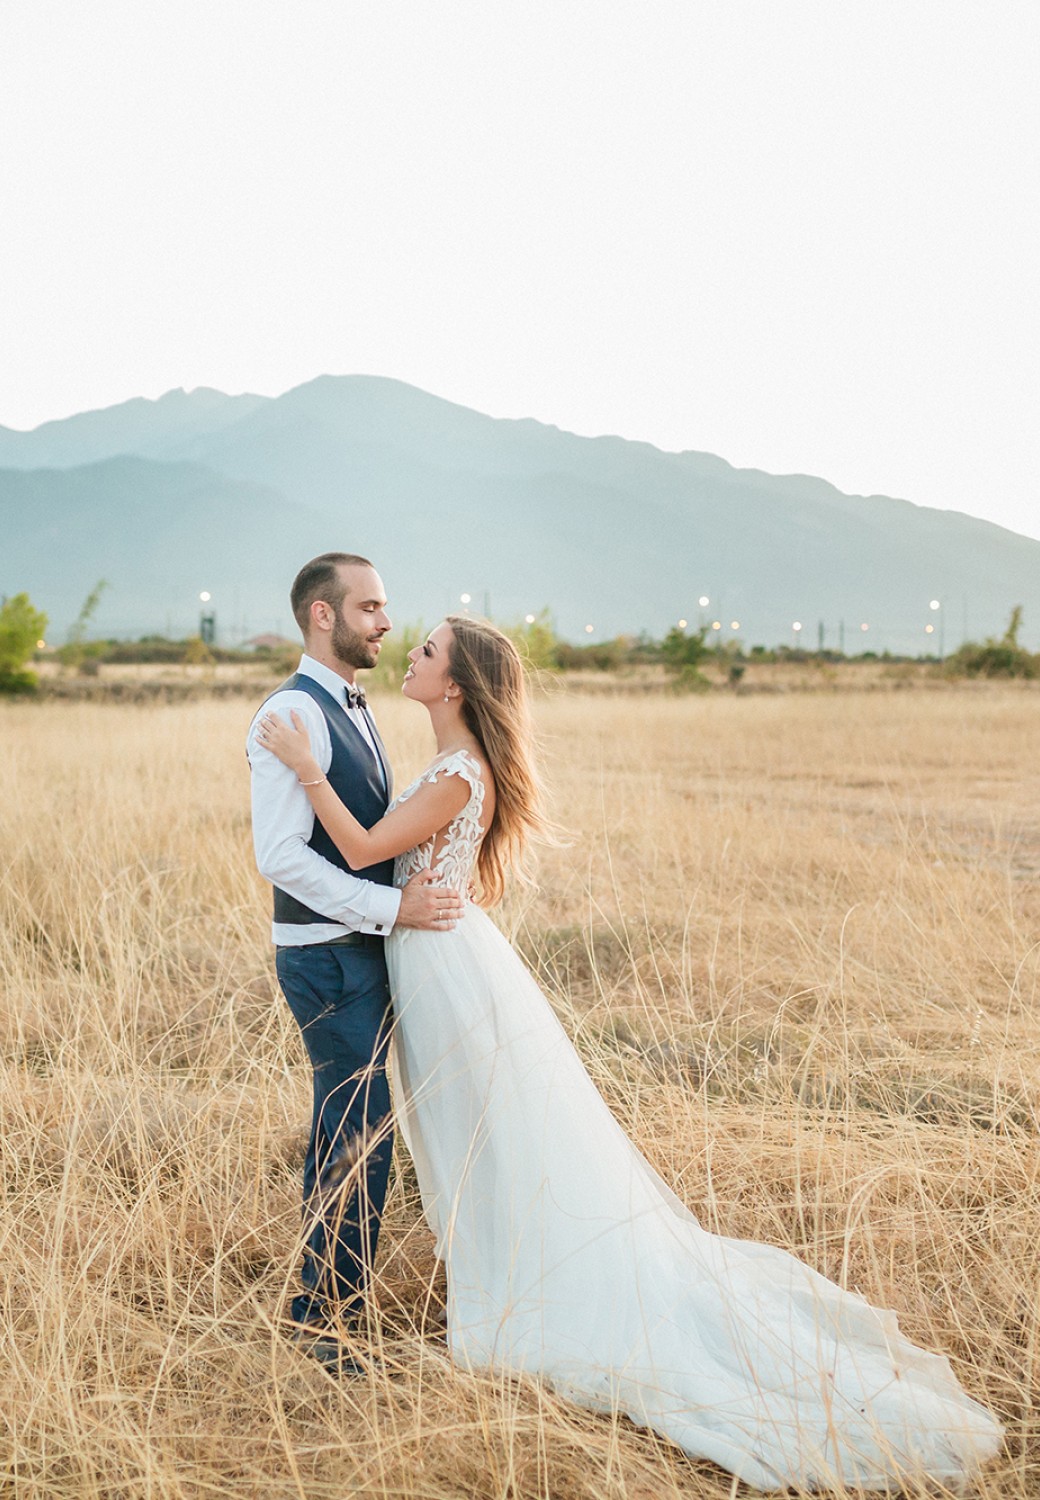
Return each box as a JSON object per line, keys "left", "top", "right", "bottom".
{"left": 247, "top": 692, "right": 402, "bottom": 937}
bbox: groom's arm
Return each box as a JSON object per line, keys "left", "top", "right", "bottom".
{"left": 248, "top": 692, "right": 401, "bottom": 935}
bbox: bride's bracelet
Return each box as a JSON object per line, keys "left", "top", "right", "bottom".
{"left": 298, "top": 775, "right": 327, "bottom": 787}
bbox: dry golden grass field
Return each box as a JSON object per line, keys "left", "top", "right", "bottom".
{"left": 2, "top": 682, "right": 1038, "bottom": 1498}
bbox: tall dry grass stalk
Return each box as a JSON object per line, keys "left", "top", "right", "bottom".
{"left": 1, "top": 686, "right": 1037, "bottom": 1497}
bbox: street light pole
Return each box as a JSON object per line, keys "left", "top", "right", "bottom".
{"left": 929, "top": 599, "right": 943, "bottom": 662}
{"left": 199, "top": 591, "right": 216, "bottom": 645}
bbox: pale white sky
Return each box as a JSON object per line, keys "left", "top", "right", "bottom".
{"left": 2, "top": 1, "right": 1037, "bottom": 537}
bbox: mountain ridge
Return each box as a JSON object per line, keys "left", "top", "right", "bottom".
{"left": 3, "top": 375, "right": 1037, "bottom": 651}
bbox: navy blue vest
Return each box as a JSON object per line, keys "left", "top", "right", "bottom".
{"left": 266, "top": 673, "right": 395, "bottom": 926}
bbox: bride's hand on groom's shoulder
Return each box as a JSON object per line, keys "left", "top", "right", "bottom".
{"left": 397, "top": 870, "right": 465, "bottom": 931}
{"left": 256, "top": 710, "right": 319, "bottom": 779}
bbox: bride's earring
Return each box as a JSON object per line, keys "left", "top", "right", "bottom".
{"left": 443, "top": 693, "right": 451, "bottom": 702}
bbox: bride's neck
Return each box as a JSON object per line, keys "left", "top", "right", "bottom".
{"left": 429, "top": 702, "right": 478, "bottom": 757}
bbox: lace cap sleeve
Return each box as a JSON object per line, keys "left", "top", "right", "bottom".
{"left": 420, "top": 748, "right": 485, "bottom": 806}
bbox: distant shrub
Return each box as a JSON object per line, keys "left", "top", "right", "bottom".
{"left": 661, "top": 624, "right": 710, "bottom": 690}
{"left": 59, "top": 579, "right": 109, "bottom": 675}
{"left": 55, "top": 640, "right": 106, "bottom": 672}
{"left": 555, "top": 638, "right": 627, "bottom": 671}
{"left": 91, "top": 639, "right": 292, "bottom": 667}
{"left": 184, "top": 636, "right": 214, "bottom": 667}
{"left": 946, "top": 606, "right": 1038, "bottom": 680}
{"left": 948, "top": 642, "right": 1037, "bottom": 679}
{"left": 626, "top": 633, "right": 664, "bottom": 666}
{"left": 0, "top": 592, "right": 48, "bottom": 693}
{"left": 103, "top": 640, "right": 196, "bottom": 664}
{"left": 503, "top": 610, "right": 562, "bottom": 672}
{"left": 256, "top": 648, "right": 300, "bottom": 678}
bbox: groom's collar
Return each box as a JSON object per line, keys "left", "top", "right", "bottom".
{"left": 296, "top": 653, "right": 359, "bottom": 706}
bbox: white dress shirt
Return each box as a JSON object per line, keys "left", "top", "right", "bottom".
{"left": 247, "top": 654, "right": 402, "bottom": 945}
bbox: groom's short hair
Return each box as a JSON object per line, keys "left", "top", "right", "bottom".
{"left": 291, "top": 552, "right": 374, "bottom": 634}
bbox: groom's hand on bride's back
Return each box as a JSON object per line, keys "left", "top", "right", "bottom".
{"left": 396, "top": 869, "right": 465, "bottom": 930}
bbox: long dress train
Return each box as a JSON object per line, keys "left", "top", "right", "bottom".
{"left": 386, "top": 750, "right": 1002, "bottom": 1493}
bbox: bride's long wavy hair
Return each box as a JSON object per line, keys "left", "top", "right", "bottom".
{"left": 445, "top": 615, "right": 550, "bottom": 906}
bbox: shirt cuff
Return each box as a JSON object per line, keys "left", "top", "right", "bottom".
{"left": 358, "top": 882, "right": 402, "bottom": 936}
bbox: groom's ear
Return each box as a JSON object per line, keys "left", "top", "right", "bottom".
{"left": 309, "top": 599, "right": 335, "bottom": 634}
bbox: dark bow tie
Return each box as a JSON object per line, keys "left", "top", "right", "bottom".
{"left": 345, "top": 683, "right": 368, "bottom": 711}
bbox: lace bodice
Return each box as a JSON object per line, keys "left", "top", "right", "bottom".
{"left": 390, "top": 748, "right": 486, "bottom": 894}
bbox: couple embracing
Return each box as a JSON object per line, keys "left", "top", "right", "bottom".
{"left": 248, "top": 552, "right": 1001, "bottom": 1493}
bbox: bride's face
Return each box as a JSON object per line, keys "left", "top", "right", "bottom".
{"left": 402, "top": 621, "right": 456, "bottom": 704}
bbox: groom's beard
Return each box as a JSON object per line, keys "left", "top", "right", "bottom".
{"left": 331, "top": 613, "right": 382, "bottom": 671}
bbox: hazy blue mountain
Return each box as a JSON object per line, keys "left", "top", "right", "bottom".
{"left": 3, "top": 375, "right": 1039, "bottom": 651}
{"left": 0, "top": 387, "right": 267, "bottom": 470}
{"left": 0, "top": 458, "right": 331, "bottom": 640}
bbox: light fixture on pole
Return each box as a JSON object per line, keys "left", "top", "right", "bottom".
{"left": 199, "top": 591, "right": 216, "bottom": 645}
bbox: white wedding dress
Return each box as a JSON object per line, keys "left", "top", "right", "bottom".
{"left": 386, "top": 750, "right": 1002, "bottom": 1492}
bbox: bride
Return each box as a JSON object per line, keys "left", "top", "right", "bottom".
{"left": 256, "top": 614, "right": 1003, "bottom": 1493}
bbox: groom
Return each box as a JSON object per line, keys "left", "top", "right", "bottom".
{"left": 247, "top": 552, "right": 463, "bottom": 1369}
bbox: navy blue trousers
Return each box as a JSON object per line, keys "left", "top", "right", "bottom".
{"left": 275, "top": 941, "right": 394, "bottom": 1329}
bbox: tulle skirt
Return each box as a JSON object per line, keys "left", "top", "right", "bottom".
{"left": 388, "top": 905, "right": 1002, "bottom": 1492}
